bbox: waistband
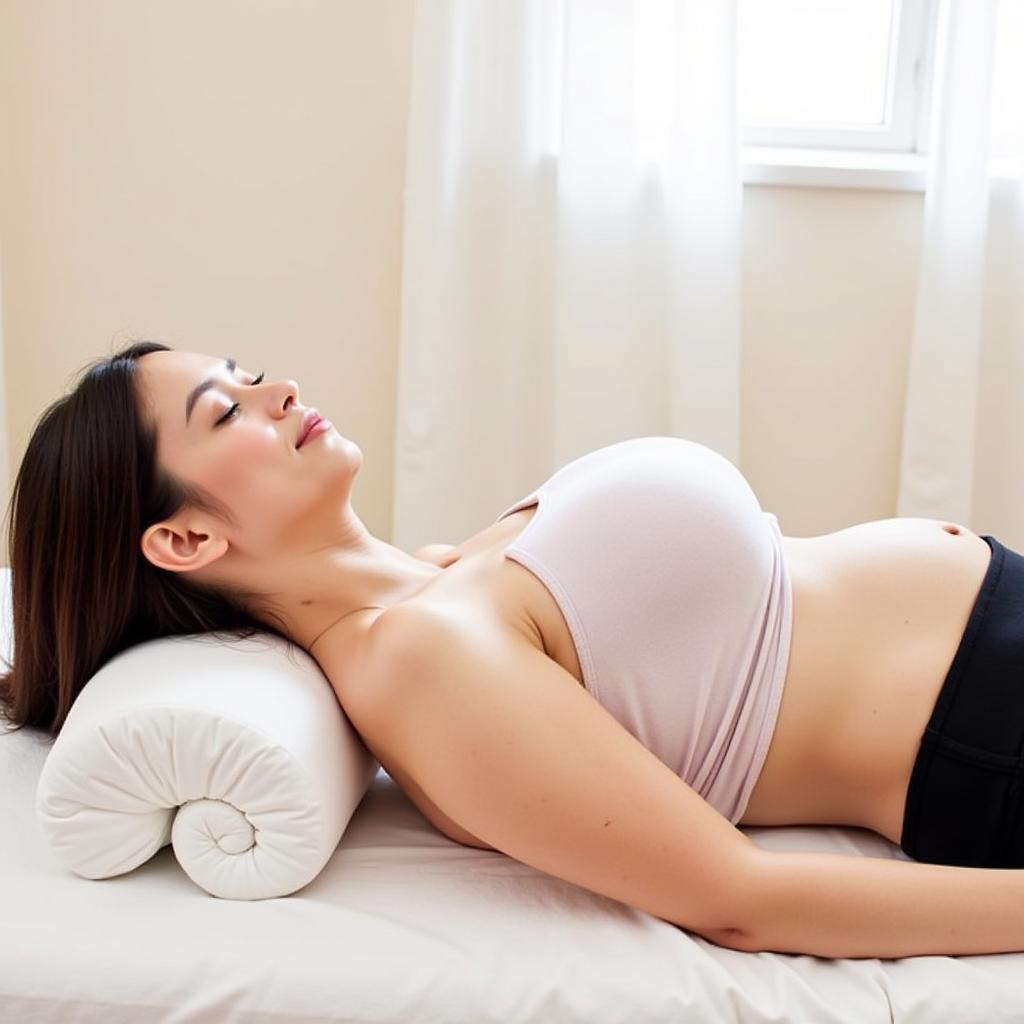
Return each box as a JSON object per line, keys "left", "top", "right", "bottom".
{"left": 919, "top": 534, "right": 1024, "bottom": 765}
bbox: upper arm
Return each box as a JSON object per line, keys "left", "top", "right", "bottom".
{"left": 358, "top": 605, "right": 766, "bottom": 941}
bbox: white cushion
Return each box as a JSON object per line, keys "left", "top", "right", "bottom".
{"left": 16, "top": 564, "right": 378, "bottom": 900}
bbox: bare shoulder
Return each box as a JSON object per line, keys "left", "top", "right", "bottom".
{"left": 346, "top": 598, "right": 584, "bottom": 812}
{"left": 336, "top": 600, "right": 527, "bottom": 761}
{"left": 352, "top": 600, "right": 525, "bottom": 720}
{"left": 342, "top": 602, "right": 529, "bottom": 851}
{"left": 343, "top": 602, "right": 761, "bottom": 940}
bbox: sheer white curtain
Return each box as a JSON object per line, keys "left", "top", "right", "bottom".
{"left": 897, "top": 0, "right": 1024, "bottom": 535}
{"left": 392, "top": 0, "right": 1024, "bottom": 553}
{"left": 393, "top": 0, "right": 742, "bottom": 551}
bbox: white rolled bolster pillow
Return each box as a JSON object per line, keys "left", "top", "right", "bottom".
{"left": 34, "top": 632, "right": 379, "bottom": 900}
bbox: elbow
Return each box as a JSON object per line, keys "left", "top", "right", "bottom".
{"left": 697, "top": 924, "right": 763, "bottom": 952}
{"left": 693, "top": 846, "right": 773, "bottom": 952}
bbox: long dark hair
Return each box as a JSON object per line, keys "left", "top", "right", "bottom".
{"left": 0, "top": 341, "right": 293, "bottom": 740}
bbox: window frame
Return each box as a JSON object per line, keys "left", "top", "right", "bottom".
{"left": 740, "top": 0, "right": 936, "bottom": 155}
{"left": 735, "top": 0, "right": 1006, "bottom": 190}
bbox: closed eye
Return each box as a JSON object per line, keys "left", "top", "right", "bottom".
{"left": 215, "top": 371, "right": 265, "bottom": 426}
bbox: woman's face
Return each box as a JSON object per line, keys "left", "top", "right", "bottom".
{"left": 136, "top": 348, "right": 359, "bottom": 565}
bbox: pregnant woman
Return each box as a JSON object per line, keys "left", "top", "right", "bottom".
{"left": 3, "top": 341, "right": 1023, "bottom": 960}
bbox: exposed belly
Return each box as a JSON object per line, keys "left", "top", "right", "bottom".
{"left": 740, "top": 518, "right": 992, "bottom": 843}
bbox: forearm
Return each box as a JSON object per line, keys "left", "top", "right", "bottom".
{"left": 744, "top": 848, "right": 1024, "bottom": 959}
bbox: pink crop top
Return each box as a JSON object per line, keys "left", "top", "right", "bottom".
{"left": 492, "top": 435, "right": 793, "bottom": 825}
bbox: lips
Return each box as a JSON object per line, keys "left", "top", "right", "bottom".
{"left": 297, "top": 409, "right": 323, "bottom": 448}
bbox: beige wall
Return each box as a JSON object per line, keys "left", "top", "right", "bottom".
{"left": 0, "top": 0, "right": 944, "bottom": 560}
{"left": 0, "top": 0, "right": 417, "bottom": 568}
{"left": 741, "top": 184, "right": 926, "bottom": 537}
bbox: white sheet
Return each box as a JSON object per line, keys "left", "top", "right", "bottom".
{"left": 3, "top": 720, "right": 1023, "bottom": 1023}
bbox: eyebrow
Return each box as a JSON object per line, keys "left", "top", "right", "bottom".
{"left": 185, "top": 358, "right": 236, "bottom": 426}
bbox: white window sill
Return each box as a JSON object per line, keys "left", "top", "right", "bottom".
{"left": 741, "top": 146, "right": 1024, "bottom": 192}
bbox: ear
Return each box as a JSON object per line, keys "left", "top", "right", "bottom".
{"left": 140, "top": 519, "right": 229, "bottom": 574}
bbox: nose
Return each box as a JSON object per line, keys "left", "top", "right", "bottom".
{"left": 269, "top": 378, "right": 299, "bottom": 417}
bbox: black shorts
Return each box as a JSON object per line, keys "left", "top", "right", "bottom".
{"left": 900, "top": 534, "right": 1024, "bottom": 868}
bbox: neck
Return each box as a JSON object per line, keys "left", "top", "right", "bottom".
{"left": 307, "top": 603, "right": 386, "bottom": 656}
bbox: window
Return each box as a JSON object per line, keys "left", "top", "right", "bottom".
{"left": 739, "top": 0, "right": 934, "bottom": 154}
{"left": 989, "top": 0, "right": 1024, "bottom": 168}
